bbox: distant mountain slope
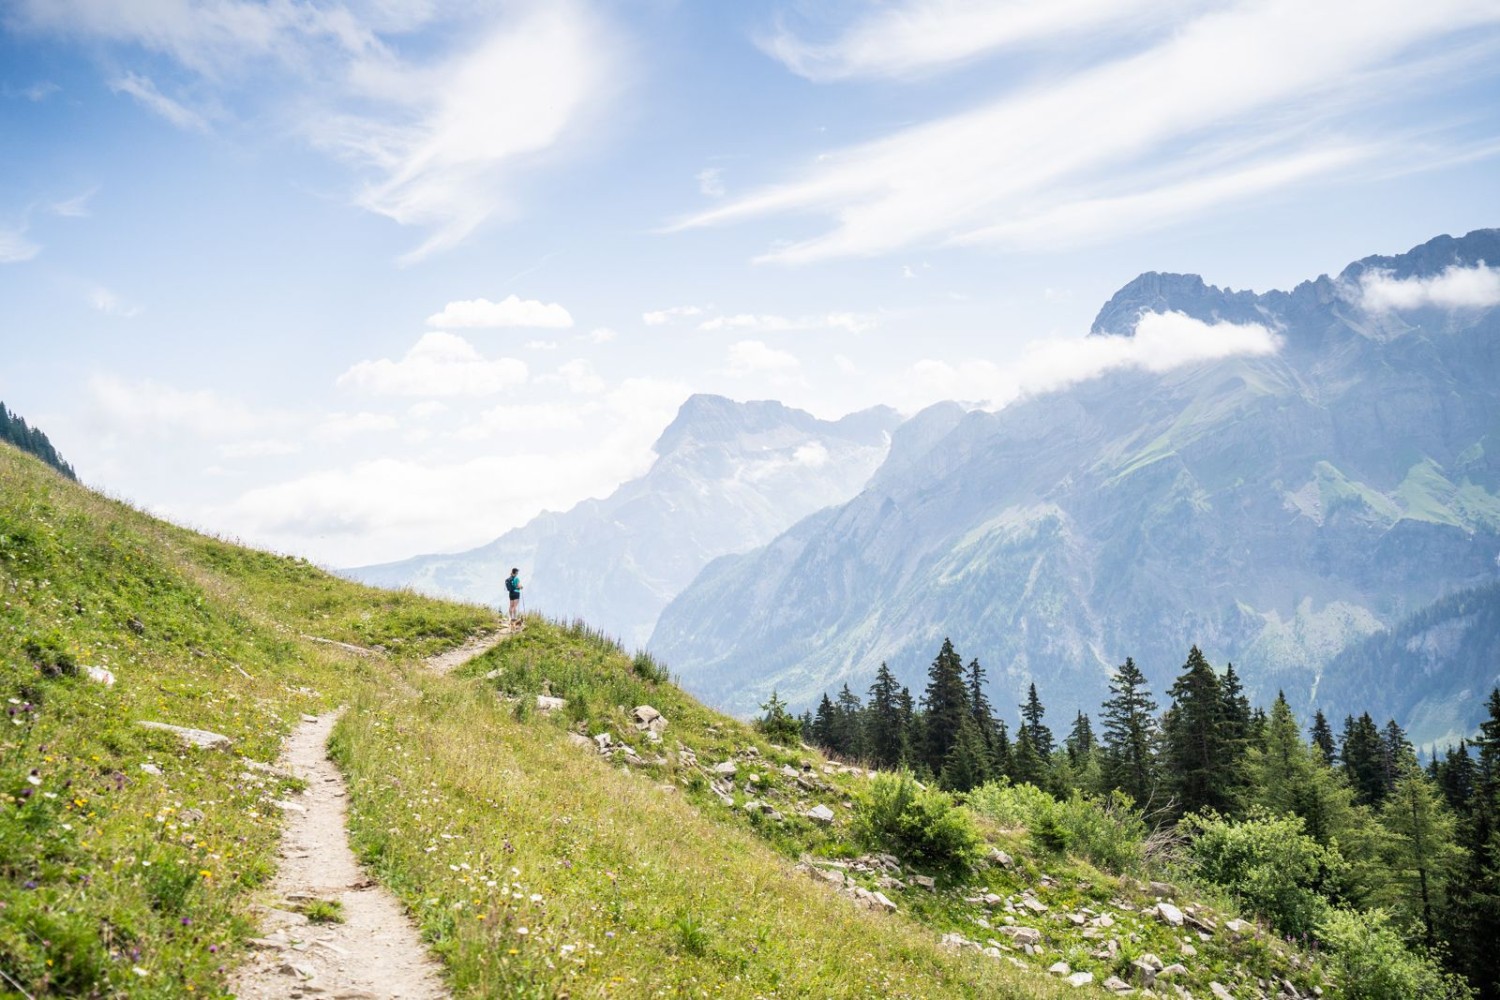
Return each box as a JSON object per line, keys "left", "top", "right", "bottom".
{"left": 651, "top": 230, "right": 1500, "bottom": 744}
{"left": 1, "top": 401, "right": 75, "bottom": 479}
{"left": 346, "top": 395, "right": 902, "bottom": 647}
{"left": 1314, "top": 580, "right": 1500, "bottom": 748}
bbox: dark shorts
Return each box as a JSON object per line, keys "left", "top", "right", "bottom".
{"left": 508, "top": 592, "right": 520, "bottom": 602}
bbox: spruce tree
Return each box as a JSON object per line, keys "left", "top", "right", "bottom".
{"left": 812, "top": 693, "right": 837, "bottom": 750}
{"left": 1379, "top": 763, "right": 1463, "bottom": 949}
{"left": 834, "top": 684, "right": 865, "bottom": 759}
{"left": 1011, "top": 724, "right": 1046, "bottom": 788}
{"left": 1100, "top": 657, "right": 1160, "bottom": 808}
{"left": 865, "top": 663, "right": 904, "bottom": 769}
{"left": 1244, "top": 693, "right": 1360, "bottom": 847}
{"left": 966, "top": 658, "right": 1001, "bottom": 757}
{"left": 1435, "top": 741, "right": 1477, "bottom": 816}
{"left": 1162, "top": 645, "right": 1232, "bottom": 817}
{"left": 1380, "top": 719, "right": 1416, "bottom": 797}
{"left": 1020, "top": 683, "right": 1055, "bottom": 758}
{"left": 940, "top": 715, "right": 992, "bottom": 792}
{"left": 992, "top": 718, "right": 1014, "bottom": 781}
{"left": 1341, "top": 713, "right": 1388, "bottom": 807}
{"left": 1066, "top": 711, "right": 1095, "bottom": 764}
{"left": 1309, "top": 710, "right": 1337, "bottom": 765}
{"left": 922, "top": 639, "right": 969, "bottom": 776}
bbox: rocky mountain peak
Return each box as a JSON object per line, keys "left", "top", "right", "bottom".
{"left": 1088, "top": 271, "right": 1266, "bottom": 337}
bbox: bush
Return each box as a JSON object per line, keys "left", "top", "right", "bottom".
{"left": 853, "top": 770, "right": 982, "bottom": 874}
{"left": 755, "top": 690, "right": 803, "bottom": 746}
{"left": 1319, "top": 908, "right": 1474, "bottom": 1000}
{"left": 1181, "top": 808, "right": 1344, "bottom": 938}
{"left": 966, "top": 782, "right": 1146, "bottom": 874}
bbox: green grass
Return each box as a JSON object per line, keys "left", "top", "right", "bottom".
{"left": 0, "top": 441, "right": 1336, "bottom": 998}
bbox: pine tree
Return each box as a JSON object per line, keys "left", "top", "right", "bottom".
{"left": 1380, "top": 719, "right": 1416, "bottom": 799}
{"left": 1441, "top": 688, "right": 1500, "bottom": 996}
{"left": 1011, "top": 723, "right": 1046, "bottom": 788}
{"left": 1435, "top": 741, "right": 1477, "bottom": 816}
{"left": 811, "top": 693, "right": 837, "bottom": 751}
{"left": 834, "top": 684, "right": 865, "bottom": 759}
{"left": 1162, "top": 645, "right": 1232, "bottom": 817}
{"left": 865, "top": 663, "right": 904, "bottom": 769}
{"left": 1020, "top": 683, "right": 1055, "bottom": 758}
{"left": 940, "top": 714, "right": 992, "bottom": 792}
{"left": 992, "top": 718, "right": 1014, "bottom": 781}
{"left": 1309, "top": 710, "right": 1337, "bottom": 765}
{"left": 1066, "top": 711, "right": 1095, "bottom": 764}
{"left": 966, "top": 658, "right": 1001, "bottom": 757}
{"left": 922, "top": 639, "right": 970, "bottom": 775}
{"left": 1099, "top": 657, "right": 1160, "bottom": 808}
{"left": 1244, "top": 693, "right": 1361, "bottom": 848}
{"left": 897, "top": 685, "right": 920, "bottom": 769}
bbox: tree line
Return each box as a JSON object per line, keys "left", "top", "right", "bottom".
{"left": 0, "top": 402, "right": 76, "bottom": 480}
{"left": 774, "top": 638, "right": 1500, "bottom": 998}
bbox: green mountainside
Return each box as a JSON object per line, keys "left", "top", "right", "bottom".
{"left": 0, "top": 440, "right": 1364, "bottom": 998}
{"left": 0, "top": 402, "right": 74, "bottom": 480}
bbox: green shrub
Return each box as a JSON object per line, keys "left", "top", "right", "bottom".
{"left": 755, "top": 690, "right": 803, "bottom": 747}
{"left": 966, "top": 782, "right": 1146, "bottom": 874}
{"left": 853, "top": 770, "right": 982, "bottom": 874}
{"left": 1181, "top": 808, "right": 1344, "bottom": 938}
{"left": 1319, "top": 908, "right": 1473, "bottom": 1000}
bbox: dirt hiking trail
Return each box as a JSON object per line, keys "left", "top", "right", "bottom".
{"left": 230, "top": 629, "right": 510, "bottom": 998}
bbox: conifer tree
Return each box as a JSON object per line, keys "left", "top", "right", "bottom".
{"left": 1066, "top": 711, "right": 1095, "bottom": 764}
{"left": 1011, "top": 723, "right": 1046, "bottom": 788}
{"left": 1379, "top": 762, "right": 1463, "bottom": 949}
{"left": 1244, "top": 693, "right": 1360, "bottom": 848}
{"left": 1341, "top": 713, "right": 1388, "bottom": 807}
{"left": 1100, "top": 657, "right": 1160, "bottom": 808}
{"left": 812, "top": 693, "right": 837, "bottom": 750}
{"left": 966, "top": 658, "right": 1001, "bottom": 757}
{"left": 922, "top": 639, "right": 970, "bottom": 775}
{"left": 1309, "top": 710, "right": 1337, "bottom": 765}
{"left": 1020, "top": 683, "right": 1055, "bottom": 758}
{"left": 1380, "top": 719, "right": 1416, "bottom": 796}
{"left": 1441, "top": 688, "right": 1500, "bottom": 995}
{"left": 1435, "top": 740, "right": 1477, "bottom": 816}
{"left": 1162, "top": 645, "right": 1233, "bottom": 816}
{"left": 897, "top": 685, "right": 920, "bottom": 768}
{"left": 865, "top": 663, "right": 904, "bottom": 769}
{"left": 834, "top": 684, "right": 865, "bottom": 759}
{"left": 940, "top": 714, "right": 992, "bottom": 792}
{"left": 992, "top": 717, "right": 1014, "bottom": 781}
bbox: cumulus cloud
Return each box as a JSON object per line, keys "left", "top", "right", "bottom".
{"left": 697, "top": 167, "right": 725, "bottom": 197}
{"left": 685, "top": 0, "right": 1500, "bottom": 262}
{"left": 903, "top": 311, "right": 1281, "bottom": 410}
{"left": 425, "top": 294, "right": 574, "bottom": 329}
{"left": 89, "top": 286, "right": 141, "bottom": 317}
{"left": 220, "top": 439, "right": 302, "bottom": 459}
{"left": 726, "top": 340, "right": 802, "bottom": 379}
{"left": 762, "top": 0, "right": 1182, "bottom": 81}
{"left": 698, "top": 312, "right": 876, "bottom": 334}
{"left": 108, "top": 72, "right": 210, "bottom": 132}
{"left": 642, "top": 305, "right": 703, "bottom": 326}
{"left": 336, "top": 332, "right": 528, "bottom": 396}
{"left": 585, "top": 326, "right": 618, "bottom": 343}
{"left": 552, "top": 359, "right": 605, "bottom": 394}
{"left": 0, "top": 226, "right": 39, "bottom": 263}
{"left": 1354, "top": 263, "right": 1500, "bottom": 312}
{"left": 313, "top": 411, "right": 399, "bottom": 442}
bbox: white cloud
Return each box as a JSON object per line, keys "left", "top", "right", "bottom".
{"left": 0, "top": 226, "right": 39, "bottom": 263}
{"left": 337, "top": 332, "right": 528, "bottom": 396}
{"left": 525, "top": 339, "right": 560, "bottom": 351}
{"left": 762, "top": 0, "right": 1182, "bottom": 81}
{"left": 456, "top": 402, "right": 594, "bottom": 439}
{"left": 697, "top": 167, "right": 725, "bottom": 197}
{"left": 425, "top": 294, "right": 574, "bottom": 329}
{"left": 108, "top": 73, "right": 210, "bottom": 132}
{"left": 220, "top": 439, "right": 302, "bottom": 459}
{"left": 88, "top": 374, "right": 268, "bottom": 438}
{"left": 89, "top": 286, "right": 141, "bottom": 317}
{"left": 686, "top": 0, "right": 1500, "bottom": 262}
{"left": 697, "top": 311, "right": 876, "bottom": 334}
{"left": 553, "top": 359, "right": 605, "bottom": 394}
{"left": 726, "top": 340, "right": 803, "bottom": 379}
{"left": 642, "top": 305, "right": 703, "bottom": 326}
{"left": 901, "top": 311, "right": 1281, "bottom": 410}
{"left": 313, "top": 411, "right": 399, "bottom": 442}
{"left": 51, "top": 187, "right": 96, "bottom": 217}
{"left": 585, "top": 326, "right": 618, "bottom": 344}
{"left": 407, "top": 401, "right": 448, "bottom": 420}
{"left": 793, "top": 441, "right": 830, "bottom": 467}
{"left": 1355, "top": 263, "right": 1500, "bottom": 312}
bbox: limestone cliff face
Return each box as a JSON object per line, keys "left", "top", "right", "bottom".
{"left": 652, "top": 230, "right": 1500, "bottom": 742}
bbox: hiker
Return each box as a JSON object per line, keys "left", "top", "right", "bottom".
{"left": 505, "top": 567, "right": 523, "bottom": 623}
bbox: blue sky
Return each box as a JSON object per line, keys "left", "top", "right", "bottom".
{"left": 2, "top": 0, "right": 1498, "bottom": 566}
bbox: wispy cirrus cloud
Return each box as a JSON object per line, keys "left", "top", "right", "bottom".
{"left": 687, "top": 0, "right": 1500, "bottom": 263}
{"left": 0, "top": 225, "right": 39, "bottom": 263}
{"left": 1355, "top": 263, "right": 1500, "bottom": 312}
{"left": 12, "top": 0, "right": 622, "bottom": 262}
{"left": 762, "top": 0, "right": 1186, "bottom": 81}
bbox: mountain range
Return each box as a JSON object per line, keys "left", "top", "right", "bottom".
{"left": 345, "top": 396, "right": 902, "bottom": 648}
{"left": 650, "top": 230, "right": 1500, "bottom": 746}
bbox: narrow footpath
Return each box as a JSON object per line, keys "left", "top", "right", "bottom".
{"left": 230, "top": 628, "right": 511, "bottom": 998}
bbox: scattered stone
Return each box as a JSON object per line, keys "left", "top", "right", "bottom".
{"left": 713, "top": 761, "right": 739, "bottom": 777}
{"left": 139, "top": 721, "right": 231, "bottom": 750}
{"left": 911, "top": 874, "right": 936, "bottom": 891}
{"left": 83, "top": 665, "right": 116, "bottom": 686}
{"left": 1156, "top": 902, "right": 1185, "bottom": 927}
{"left": 1067, "top": 972, "right": 1095, "bottom": 988}
{"left": 1148, "top": 881, "right": 1174, "bottom": 896}
{"left": 594, "top": 732, "right": 613, "bottom": 752}
{"left": 871, "top": 891, "right": 897, "bottom": 913}
{"left": 1157, "top": 964, "right": 1189, "bottom": 980}
{"left": 1049, "top": 961, "right": 1072, "bottom": 976}
{"left": 989, "top": 848, "right": 1014, "bottom": 867}
{"left": 127, "top": 616, "right": 146, "bottom": 635}
{"left": 939, "top": 932, "right": 975, "bottom": 951}
{"left": 1210, "top": 983, "right": 1234, "bottom": 1000}
{"left": 179, "top": 808, "right": 205, "bottom": 824}
{"left": 278, "top": 961, "right": 316, "bottom": 979}
{"left": 140, "top": 762, "right": 163, "bottom": 776}
{"left": 632, "top": 705, "right": 669, "bottom": 735}
{"left": 1069, "top": 912, "right": 1087, "bottom": 926}
{"left": 247, "top": 937, "right": 289, "bottom": 950}
{"left": 1137, "top": 954, "right": 1165, "bottom": 972}
{"left": 274, "top": 800, "right": 308, "bottom": 814}
{"left": 1224, "top": 918, "right": 1255, "bottom": 938}
{"left": 806, "top": 804, "right": 835, "bottom": 824}
{"left": 567, "top": 732, "right": 593, "bottom": 750}
{"left": 483, "top": 668, "right": 504, "bottom": 680}
{"left": 1180, "top": 943, "right": 1197, "bottom": 958}
{"left": 1021, "top": 896, "right": 1049, "bottom": 914}
{"left": 1103, "top": 976, "right": 1134, "bottom": 994}
{"left": 535, "top": 695, "right": 566, "bottom": 713}
{"left": 998, "top": 926, "right": 1041, "bottom": 946}
{"left": 1131, "top": 961, "right": 1159, "bottom": 987}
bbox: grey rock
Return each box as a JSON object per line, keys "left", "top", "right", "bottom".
{"left": 535, "top": 695, "right": 566, "bottom": 713}
{"left": 140, "top": 762, "right": 163, "bottom": 776}
{"left": 1049, "top": 961, "right": 1072, "bottom": 975}
{"left": 1067, "top": 972, "right": 1095, "bottom": 988}
{"left": 139, "top": 721, "right": 231, "bottom": 750}
{"left": 1103, "top": 976, "right": 1134, "bottom": 993}
{"left": 713, "top": 760, "right": 739, "bottom": 776}
{"left": 1156, "top": 902, "right": 1185, "bottom": 927}
{"left": 1224, "top": 918, "right": 1255, "bottom": 938}
{"left": 998, "top": 926, "right": 1042, "bottom": 946}
{"left": 1210, "top": 983, "right": 1235, "bottom": 1000}
{"left": 806, "top": 804, "right": 835, "bottom": 824}
{"left": 1021, "top": 896, "right": 1049, "bottom": 913}
{"left": 83, "top": 665, "right": 116, "bottom": 686}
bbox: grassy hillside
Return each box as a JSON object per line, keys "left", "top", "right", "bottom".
{"left": 0, "top": 441, "right": 1329, "bottom": 998}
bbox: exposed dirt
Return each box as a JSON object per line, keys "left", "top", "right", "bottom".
{"left": 231, "top": 632, "right": 508, "bottom": 998}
